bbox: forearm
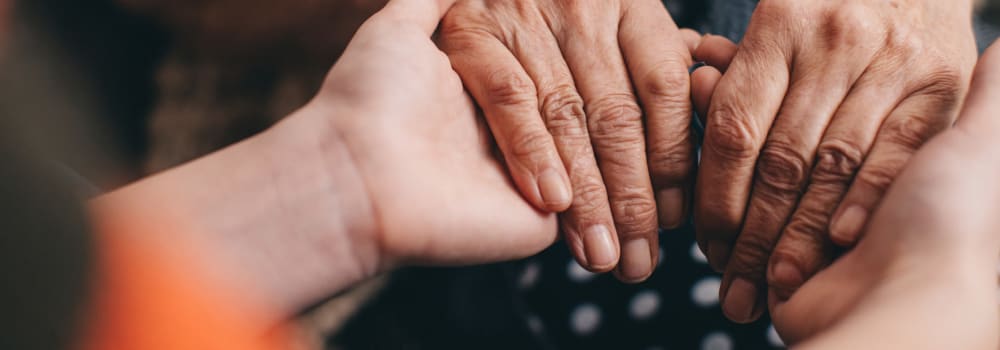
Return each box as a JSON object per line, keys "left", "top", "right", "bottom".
{"left": 90, "top": 107, "right": 378, "bottom": 319}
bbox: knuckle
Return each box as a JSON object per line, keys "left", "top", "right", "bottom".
{"left": 812, "top": 139, "right": 865, "bottom": 184}
{"left": 571, "top": 179, "right": 611, "bottom": 216}
{"left": 881, "top": 113, "right": 942, "bottom": 151}
{"left": 913, "top": 65, "right": 966, "bottom": 109}
{"left": 883, "top": 27, "right": 925, "bottom": 59}
{"left": 729, "top": 233, "right": 775, "bottom": 277}
{"left": 506, "top": 126, "right": 553, "bottom": 162}
{"left": 539, "top": 86, "right": 588, "bottom": 137}
{"left": 856, "top": 162, "right": 902, "bottom": 193}
{"left": 704, "top": 104, "right": 761, "bottom": 162}
{"left": 648, "top": 145, "right": 695, "bottom": 183}
{"left": 611, "top": 195, "right": 659, "bottom": 238}
{"left": 783, "top": 208, "right": 829, "bottom": 242}
{"left": 755, "top": 141, "right": 809, "bottom": 197}
{"left": 484, "top": 69, "right": 537, "bottom": 107}
{"left": 586, "top": 94, "right": 645, "bottom": 140}
{"left": 639, "top": 60, "right": 691, "bottom": 108}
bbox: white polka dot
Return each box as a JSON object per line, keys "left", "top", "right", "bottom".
{"left": 691, "top": 277, "right": 722, "bottom": 307}
{"left": 518, "top": 262, "right": 541, "bottom": 290}
{"left": 567, "top": 260, "right": 597, "bottom": 283}
{"left": 701, "top": 332, "right": 734, "bottom": 350}
{"left": 629, "top": 290, "right": 662, "bottom": 320}
{"left": 526, "top": 314, "right": 544, "bottom": 335}
{"left": 570, "top": 304, "right": 602, "bottom": 336}
{"left": 767, "top": 324, "right": 785, "bottom": 347}
{"left": 691, "top": 242, "right": 708, "bottom": 264}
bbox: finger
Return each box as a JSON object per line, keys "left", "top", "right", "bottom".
{"left": 691, "top": 66, "right": 722, "bottom": 118}
{"left": 492, "top": 8, "right": 621, "bottom": 272}
{"left": 829, "top": 90, "right": 961, "bottom": 245}
{"left": 767, "top": 78, "right": 902, "bottom": 300}
{"left": 679, "top": 28, "right": 702, "bottom": 54}
{"left": 556, "top": 2, "right": 658, "bottom": 282}
{"left": 694, "top": 28, "right": 791, "bottom": 273}
{"left": 694, "top": 34, "right": 738, "bottom": 73}
{"left": 379, "top": 0, "right": 457, "bottom": 35}
{"left": 719, "top": 51, "right": 861, "bottom": 323}
{"left": 620, "top": 0, "right": 694, "bottom": 231}
{"left": 442, "top": 32, "right": 573, "bottom": 213}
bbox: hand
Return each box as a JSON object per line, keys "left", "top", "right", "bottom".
{"left": 311, "top": 0, "right": 558, "bottom": 270}
{"left": 692, "top": 0, "right": 978, "bottom": 322}
{"left": 770, "top": 41, "right": 1000, "bottom": 348}
{"left": 95, "top": 0, "right": 559, "bottom": 317}
{"left": 438, "top": 0, "right": 701, "bottom": 282}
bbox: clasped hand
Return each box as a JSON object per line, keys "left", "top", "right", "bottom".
{"left": 436, "top": 0, "right": 978, "bottom": 325}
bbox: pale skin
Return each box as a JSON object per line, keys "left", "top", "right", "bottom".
{"left": 87, "top": 1, "right": 999, "bottom": 347}
{"left": 91, "top": 0, "right": 560, "bottom": 320}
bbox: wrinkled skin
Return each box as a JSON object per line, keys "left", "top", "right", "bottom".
{"left": 771, "top": 41, "right": 1000, "bottom": 347}
{"left": 691, "top": 0, "right": 977, "bottom": 323}
{"left": 439, "top": 0, "right": 700, "bottom": 283}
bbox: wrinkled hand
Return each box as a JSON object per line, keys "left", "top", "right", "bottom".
{"left": 770, "top": 41, "right": 1000, "bottom": 348}
{"left": 439, "top": 0, "right": 700, "bottom": 282}
{"left": 692, "top": 0, "right": 978, "bottom": 322}
{"left": 311, "top": 0, "right": 558, "bottom": 271}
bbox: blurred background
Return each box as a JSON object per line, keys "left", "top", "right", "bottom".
{"left": 2, "top": 0, "right": 1000, "bottom": 349}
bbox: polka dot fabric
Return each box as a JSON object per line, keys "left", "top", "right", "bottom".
{"left": 510, "top": 225, "right": 785, "bottom": 350}
{"left": 504, "top": 2, "right": 782, "bottom": 349}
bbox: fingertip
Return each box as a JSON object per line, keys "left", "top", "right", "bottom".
{"left": 537, "top": 168, "right": 573, "bottom": 212}
{"left": 679, "top": 28, "right": 702, "bottom": 54}
{"left": 706, "top": 240, "right": 730, "bottom": 273}
{"left": 378, "top": 0, "right": 456, "bottom": 35}
{"left": 694, "top": 35, "right": 738, "bottom": 72}
{"left": 657, "top": 187, "right": 686, "bottom": 229}
{"left": 616, "top": 237, "right": 655, "bottom": 283}
{"left": 582, "top": 224, "right": 620, "bottom": 271}
{"left": 721, "top": 277, "right": 763, "bottom": 323}
{"left": 829, "top": 205, "right": 867, "bottom": 247}
{"left": 691, "top": 65, "right": 723, "bottom": 118}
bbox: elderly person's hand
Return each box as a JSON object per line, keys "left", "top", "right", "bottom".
{"left": 770, "top": 41, "right": 1000, "bottom": 348}
{"left": 692, "top": 0, "right": 978, "bottom": 323}
{"left": 438, "top": 0, "right": 700, "bottom": 282}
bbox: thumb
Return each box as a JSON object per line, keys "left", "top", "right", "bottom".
{"left": 375, "top": 0, "right": 457, "bottom": 36}
{"left": 956, "top": 41, "right": 1000, "bottom": 137}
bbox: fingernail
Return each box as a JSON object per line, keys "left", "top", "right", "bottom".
{"left": 583, "top": 225, "right": 617, "bottom": 270}
{"left": 723, "top": 278, "right": 758, "bottom": 323}
{"left": 537, "top": 169, "right": 571, "bottom": 209}
{"left": 657, "top": 187, "right": 685, "bottom": 229}
{"left": 831, "top": 205, "right": 867, "bottom": 244}
{"left": 620, "top": 238, "right": 653, "bottom": 282}
{"left": 770, "top": 259, "right": 804, "bottom": 290}
{"left": 707, "top": 240, "right": 730, "bottom": 273}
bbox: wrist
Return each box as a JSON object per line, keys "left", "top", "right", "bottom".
{"left": 249, "top": 105, "right": 384, "bottom": 299}
{"left": 91, "top": 105, "right": 382, "bottom": 318}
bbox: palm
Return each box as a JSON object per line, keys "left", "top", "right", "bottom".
{"left": 322, "top": 18, "right": 558, "bottom": 268}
